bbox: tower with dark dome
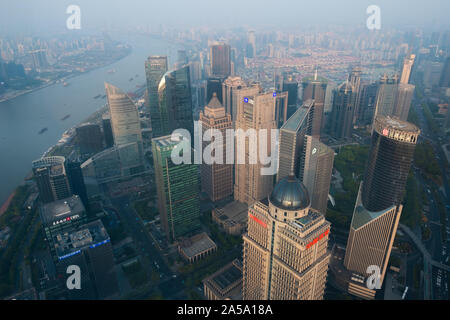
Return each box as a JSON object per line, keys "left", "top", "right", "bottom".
{"left": 242, "top": 176, "right": 331, "bottom": 300}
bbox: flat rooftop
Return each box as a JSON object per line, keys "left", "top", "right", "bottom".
{"left": 54, "top": 219, "right": 110, "bottom": 260}
{"left": 179, "top": 232, "right": 217, "bottom": 258}
{"left": 281, "top": 100, "right": 313, "bottom": 132}
{"left": 210, "top": 260, "right": 243, "bottom": 291}
{"left": 214, "top": 201, "right": 248, "bottom": 224}
{"left": 39, "top": 195, "right": 85, "bottom": 227}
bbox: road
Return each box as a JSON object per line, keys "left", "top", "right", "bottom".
{"left": 109, "top": 196, "right": 186, "bottom": 299}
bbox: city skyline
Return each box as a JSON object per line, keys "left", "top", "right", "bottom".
{"left": 0, "top": 1, "right": 449, "bottom": 305}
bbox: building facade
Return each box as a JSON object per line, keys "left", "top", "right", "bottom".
{"left": 277, "top": 100, "right": 313, "bottom": 182}
{"left": 145, "top": 56, "right": 168, "bottom": 138}
{"left": 233, "top": 90, "right": 277, "bottom": 205}
{"left": 302, "top": 72, "right": 327, "bottom": 138}
{"left": 152, "top": 134, "right": 200, "bottom": 243}
{"left": 242, "top": 176, "right": 331, "bottom": 300}
{"left": 299, "top": 135, "right": 334, "bottom": 215}
{"left": 199, "top": 93, "right": 233, "bottom": 201}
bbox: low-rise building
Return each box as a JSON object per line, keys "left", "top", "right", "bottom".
{"left": 212, "top": 201, "right": 248, "bottom": 235}
{"left": 178, "top": 232, "right": 217, "bottom": 263}
{"left": 203, "top": 259, "right": 243, "bottom": 300}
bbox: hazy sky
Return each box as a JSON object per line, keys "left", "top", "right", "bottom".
{"left": 0, "top": 0, "right": 449, "bottom": 35}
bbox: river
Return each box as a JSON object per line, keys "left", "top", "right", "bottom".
{"left": 0, "top": 34, "right": 182, "bottom": 205}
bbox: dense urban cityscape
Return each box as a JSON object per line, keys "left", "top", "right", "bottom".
{"left": 0, "top": 0, "right": 449, "bottom": 310}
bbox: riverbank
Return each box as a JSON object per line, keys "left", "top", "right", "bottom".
{"left": 0, "top": 48, "right": 132, "bottom": 104}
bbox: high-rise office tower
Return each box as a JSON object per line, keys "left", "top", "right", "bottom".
{"left": 274, "top": 91, "right": 289, "bottom": 128}
{"left": 299, "top": 135, "right": 334, "bottom": 215}
{"left": 355, "top": 82, "right": 378, "bottom": 127}
{"left": 210, "top": 42, "right": 231, "bottom": 77}
{"left": 199, "top": 93, "right": 233, "bottom": 202}
{"left": 102, "top": 113, "right": 114, "bottom": 148}
{"left": 158, "top": 65, "right": 195, "bottom": 140}
{"left": 276, "top": 74, "right": 298, "bottom": 119}
{"left": 234, "top": 91, "right": 277, "bottom": 205}
{"left": 423, "top": 60, "right": 444, "bottom": 90}
{"left": 242, "top": 176, "right": 331, "bottom": 300}
{"left": 66, "top": 161, "right": 89, "bottom": 211}
{"left": 400, "top": 54, "right": 415, "bottom": 84}
{"left": 344, "top": 116, "right": 419, "bottom": 296}
{"left": 152, "top": 134, "right": 200, "bottom": 242}
{"left": 373, "top": 74, "right": 399, "bottom": 119}
{"left": 39, "top": 194, "right": 88, "bottom": 254}
{"left": 247, "top": 31, "right": 256, "bottom": 58}
{"left": 302, "top": 71, "right": 327, "bottom": 138}
{"left": 177, "top": 50, "right": 188, "bottom": 67}
{"left": 361, "top": 116, "right": 419, "bottom": 212}
{"left": 54, "top": 220, "right": 119, "bottom": 299}
{"left": 145, "top": 56, "right": 168, "bottom": 138}
{"left": 439, "top": 57, "right": 450, "bottom": 88}
{"left": 330, "top": 81, "right": 354, "bottom": 139}
{"left": 105, "top": 82, "right": 144, "bottom": 176}
{"left": 277, "top": 100, "right": 313, "bottom": 182}
{"left": 222, "top": 76, "right": 246, "bottom": 120}
{"left": 32, "top": 156, "right": 72, "bottom": 204}
{"left": 30, "top": 49, "right": 49, "bottom": 71}
{"left": 207, "top": 76, "right": 225, "bottom": 105}
{"left": 348, "top": 67, "right": 362, "bottom": 124}
{"left": 76, "top": 123, "right": 104, "bottom": 156}
{"left": 393, "top": 83, "right": 415, "bottom": 121}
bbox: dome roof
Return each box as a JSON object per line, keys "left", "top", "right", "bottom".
{"left": 269, "top": 175, "right": 310, "bottom": 210}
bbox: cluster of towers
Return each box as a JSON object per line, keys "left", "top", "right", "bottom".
{"left": 30, "top": 37, "right": 421, "bottom": 300}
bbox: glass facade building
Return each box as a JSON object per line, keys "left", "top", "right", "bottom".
{"left": 361, "top": 116, "right": 420, "bottom": 212}
{"left": 152, "top": 134, "right": 200, "bottom": 243}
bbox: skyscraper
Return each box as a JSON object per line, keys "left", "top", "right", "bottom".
{"left": 348, "top": 66, "right": 362, "bottom": 124}
{"left": 199, "top": 93, "right": 233, "bottom": 202}
{"left": 210, "top": 42, "right": 231, "bottom": 77}
{"left": 54, "top": 220, "right": 119, "bottom": 299}
{"left": 76, "top": 123, "right": 104, "bottom": 156}
{"left": 439, "top": 57, "right": 450, "bottom": 88}
{"left": 66, "top": 161, "right": 89, "bottom": 212}
{"left": 400, "top": 54, "right": 415, "bottom": 85}
{"left": 276, "top": 73, "right": 298, "bottom": 119}
{"left": 277, "top": 100, "right": 313, "bottom": 182}
{"left": 145, "top": 56, "right": 168, "bottom": 138}
{"left": 242, "top": 176, "right": 331, "bottom": 300}
{"left": 373, "top": 74, "right": 399, "bottom": 119}
{"left": 299, "top": 135, "right": 334, "bottom": 215}
{"left": 222, "top": 76, "right": 246, "bottom": 120}
{"left": 152, "top": 134, "right": 200, "bottom": 242}
{"left": 32, "top": 156, "right": 72, "bottom": 204}
{"left": 105, "top": 82, "right": 144, "bottom": 176}
{"left": 393, "top": 83, "right": 415, "bottom": 121}
{"left": 344, "top": 116, "right": 419, "bottom": 297}
{"left": 329, "top": 81, "right": 354, "bottom": 139}
{"left": 247, "top": 31, "right": 256, "bottom": 58}
{"left": 234, "top": 91, "right": 277, "bottom": 205}
{"left": 361, "top": 116, "right": 420, "bottom": 212}
{"left": 158, "top": 65, "right": 195, "bottom": 140}
{"left": 274, "top": 91, "right": 289, "bottom": 128}
{"left": 102, "top": 113, "right": 114, "bottom": 148}
{"left": 355, "top": 82, "right": 378, "bottom": 128}
{"left": 302, "top": 71, "right": 327, "bottom": 138}
{"left": 206, "top": 76, "right": 225, "bottom": 105}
